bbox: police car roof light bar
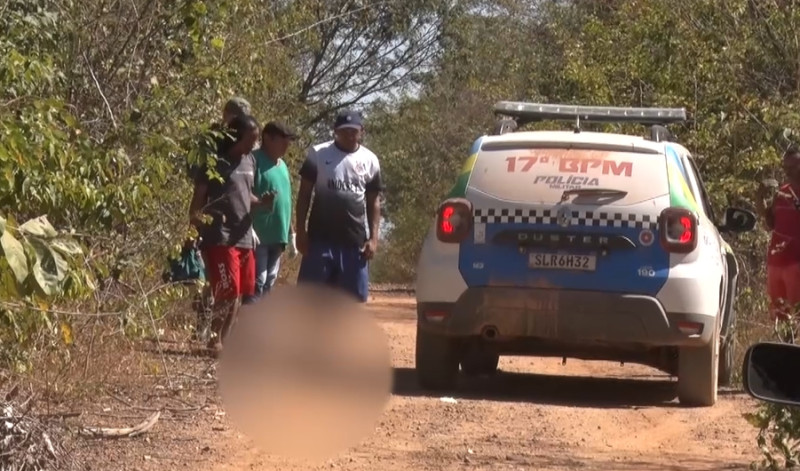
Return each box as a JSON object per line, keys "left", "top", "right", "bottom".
{"left": 493, "top": 101, "right": 688, "bottom": 126}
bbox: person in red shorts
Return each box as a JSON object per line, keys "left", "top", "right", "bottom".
{"left": 189, "top": 114, "right": 274, "bottom": 356}
{"left": 757, "top": 146, "right": 800, "bottom": 322}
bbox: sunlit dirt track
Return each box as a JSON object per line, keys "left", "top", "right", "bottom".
{"left": 71, "top": 293, "right": 761, "bottom": 471}
{"left": 210, "top": 294, "right": 761, "bottom": 471}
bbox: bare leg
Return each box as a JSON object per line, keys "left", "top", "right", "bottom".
{"left": 193, "top": 282, "right": 213, "bottom": 342}
{"left": 205, "top": 296, "right": 243, "bottom": 357}
{"left": 207, "top": 298, "right": 235, "bottom": 356}
{"left": 220, "top": 296, "right": 243, "bottom": 344}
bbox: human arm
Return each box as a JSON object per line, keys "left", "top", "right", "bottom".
{"left": 362, "top": 161, "right": 385, "bottom": 260}
{"left": 285, "top": 163, "right": 298, "bottom": 256}
{"left": 756, "top": 182, "right": 776, "bottom": 230}
{"left": 288, "top": 226, "right": 298, "bottom": 257}
{"left": 287, "top": 212, "right": 298, "bottom": 257}
{"left": 295, "top": 179, "right": 313, "bottom": 256}
{"left": 249, "top": 154, "right": 276, "bottom": 211}
{"left": 250, "top": 191, "right": 276, "bottom": 210}
{"left": 295, "top": 149, "right": 317, "bottom": 255}
{"left": 189, "top": 180, "right": 209, "bottom": 229}
{"left": 188, "top": 130, "right": 217, "bottom": 222}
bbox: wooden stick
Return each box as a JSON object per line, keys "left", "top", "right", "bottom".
{"left": 79, "top": 411, "right": 161, "bottom": 439}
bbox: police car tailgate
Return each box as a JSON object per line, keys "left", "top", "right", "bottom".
{"left": 458, "top": 146, "right": 670, "bottom": 297}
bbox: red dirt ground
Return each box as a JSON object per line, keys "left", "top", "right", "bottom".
{"left": 64, "top": 293, "right": 762, "bottom": 471}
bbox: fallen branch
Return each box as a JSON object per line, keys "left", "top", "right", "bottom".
{"left": 79, "top": 411, "right": 161, "bottom": 439}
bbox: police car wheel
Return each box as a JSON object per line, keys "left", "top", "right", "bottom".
{"left": 415, "top": 326, "right": 459, "bottom": 391}
{"left": 460, "top": 349, "right": 500, "bottom": 377}
{"left": 717, "top": 336, "right": 735, "bottom": 387}
{"left": 677, "top": 331, "right": 720, "bottom": 407}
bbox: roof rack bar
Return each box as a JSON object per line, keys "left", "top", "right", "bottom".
{"left": 494, "top": 101, "right": 688, "bottom": 126}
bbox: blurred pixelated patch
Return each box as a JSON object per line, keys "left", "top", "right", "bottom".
{"left": 218, "top": 284, "right": 393, "bottom": 463}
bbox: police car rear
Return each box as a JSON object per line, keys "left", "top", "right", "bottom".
{"left": 415, "top": 102, "right": 723, "bottom": 407}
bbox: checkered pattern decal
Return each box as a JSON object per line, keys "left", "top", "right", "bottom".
{"left": 473, "top": 208, "right": 657, "bottom": 230}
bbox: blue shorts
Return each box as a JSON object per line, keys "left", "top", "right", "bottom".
{"left": 297, "top": 241, "right": 369, "bottom": 303}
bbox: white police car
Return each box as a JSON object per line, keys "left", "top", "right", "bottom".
{"left": 414, "top": 102, "right": 757, "bottom": 407}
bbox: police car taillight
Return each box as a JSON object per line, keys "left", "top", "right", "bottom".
{"left": 436, "top": 198, "right": 473, "bottom": 243}
{"left": 658, "top": 207, "right": 698, "bottom": 253}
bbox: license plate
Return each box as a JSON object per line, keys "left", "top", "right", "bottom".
{"left": 528, "top": 253, "right": 596, "bottom": 271}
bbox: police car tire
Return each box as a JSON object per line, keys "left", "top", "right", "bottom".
{"left": 717, "top": 336, "right": 735, "bottom": 387}
{"left": 460, "top": 350, "right": 500, "bottom": 377}
{"left": 677, "top": 331, "right": 720, "bottom": 407}
{"left": 415, "top": 327, "right": 459, "bottom": 391}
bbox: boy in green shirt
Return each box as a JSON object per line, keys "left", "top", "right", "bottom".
{"left": 246, "top": 121, "right": 299, "bottom": 303}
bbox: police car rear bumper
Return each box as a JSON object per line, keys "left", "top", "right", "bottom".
{"left": 417, "top": 287, "right": 715, "bottom": 347}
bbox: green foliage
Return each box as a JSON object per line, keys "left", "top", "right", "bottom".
{"left": 1, "top": 0, "right": 445, "bottom": 369}
{"left": 0, "top": 213, "right": 89, "bottom": 370}
{"left": 367, "top": 89, "right": 494, "bottom": 281}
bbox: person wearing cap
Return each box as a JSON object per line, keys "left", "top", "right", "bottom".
{"left": 190, "top": 114, "right": 273, "bottom": 356}
{"left": 223, "top": 97, "right": 251, "bottom": 126}
{"left": 190, "top": 97, "right": 252, "bottom": 180}
{"left": 186, "top": 96, "right": 252, "bottom": 341}
{"left": 295, "top": 110, "right": 385, "bottom": 303}
{"left": 244, "top": 121, "right": 300, "bottom": 303}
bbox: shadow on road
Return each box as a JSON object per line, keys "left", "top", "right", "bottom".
{"left": 392, "top": 367, "right": 742, "bottom": 409}
{"left": 467, "top": 449, "right": 750, "bottom": 471}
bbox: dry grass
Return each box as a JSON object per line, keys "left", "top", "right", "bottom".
{"left": 0, "top": 288, "right": 217, "bottom": 468}
{"left": 0, "top": 383, "right": 81, "bottom": 471}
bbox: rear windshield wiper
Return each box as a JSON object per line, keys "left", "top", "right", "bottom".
{"left": 559, "top": 188, "right": 628, "bottom": 203}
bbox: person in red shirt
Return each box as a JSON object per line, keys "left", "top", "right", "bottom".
{"left": 757, "top": 146, "right": 800, "bottom": 321}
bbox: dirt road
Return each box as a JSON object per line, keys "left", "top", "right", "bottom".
{"left": 75, "top": 294, "right": 763, "bottom": 470}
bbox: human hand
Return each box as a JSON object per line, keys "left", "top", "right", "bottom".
{"left": 296, "top": 230, "right": 309, "bottom": 256}
{"left": 288, "top": 233, "right": 298, "bottom": 258}
{"left": 183, "top": 238, "right": 197, "bottom": 250}
{"left": 260, "top": 191, "right": 276, "bottom": 208}
{"left": 758, "top": 178, "right": 779, "bottom": 197}
{"left": 190, "top": 214, "right": 203, "bottom": 229}
{"left": 362, "top": 238, "right": 378, "bottom": 260}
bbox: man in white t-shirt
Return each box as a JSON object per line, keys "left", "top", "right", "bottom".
{"left": 294, "top": 110, "right": 385, "bottom": 302}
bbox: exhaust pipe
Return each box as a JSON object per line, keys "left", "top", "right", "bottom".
{"left": 481, "top": 325, "right": 499, "bottom": 341}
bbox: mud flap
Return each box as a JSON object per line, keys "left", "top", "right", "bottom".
{"left": 415, "top": 326, "right": 460, "bottom": 391}
{"left": 677, "top": 329, "right": 719, "bottom": 407}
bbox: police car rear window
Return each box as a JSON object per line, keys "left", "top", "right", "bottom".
{"left": 467, "top": 144, "right": 669, "bottom": 206}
